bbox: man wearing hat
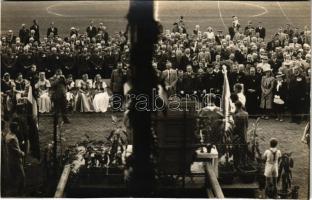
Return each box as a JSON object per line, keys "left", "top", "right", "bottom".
{"left": 260, "top": 64, "right": 274, "bottom": 119}
{"left": 273, "top": 72, "right": 287, "bottom": 121}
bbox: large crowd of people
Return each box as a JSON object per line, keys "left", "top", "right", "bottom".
{"left": 1, "top": 17, "right": 311, "bottom": 122}
{"left": 0, "top": 15, "right": 311, "bottom": 198}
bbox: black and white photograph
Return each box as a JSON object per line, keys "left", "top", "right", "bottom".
{"left": 0, "top": 0, "right": 311, "bottom": 198}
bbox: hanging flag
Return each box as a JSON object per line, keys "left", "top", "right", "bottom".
{"left": 221, "top": 65, "right": 231, "bottom": 131}
{"left": 27, "top": 84, "right": 38, "bottom": 121}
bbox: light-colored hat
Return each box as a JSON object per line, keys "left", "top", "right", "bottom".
{"left": 262, "top": 63, "right": 272, "bottom": 72}
{"left": 275, "top": 72, "right": 285, "bottom": 78}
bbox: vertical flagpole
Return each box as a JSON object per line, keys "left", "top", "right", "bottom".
{"left": 127, "top": 0, "right": 159, "bottom": 196}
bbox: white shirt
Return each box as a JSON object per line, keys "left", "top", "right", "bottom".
{"left": 237, "top": 92, "right": 246, "bottom": 106}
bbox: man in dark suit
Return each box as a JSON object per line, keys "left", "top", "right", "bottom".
{"left": 180, "top": 48, "right": 193, "bottom": 71}
{"left": 111, "top": 62, "right": 126, "bottom": 111}
{"left": 86, "top": 20, "right": 97, "bottom": 39}
{"left": 47, "top": 21, "right": 58, "bottom": 37}
{"left": 182, "top": 65, "right": 196, "bottom": 96}
{"left": 288, "top": 67, "right": 306, "bottom": 124}
{"left": 161, "top": 61, "right": 178, "bottom": 96}
{"left": 30, "top": 19, "right": 40, "bottom": 42}
{"left": 245, "top": 67, "right": 261, "bottom": 116}
{"left": 233, "top": 101, "right": 249, "bottom": 167}
{"left": 19, "top": 24, "right": 30, "bottom": 44}
{"left": 50, "top": 69, "right": 70, "bottom": 123}
{"left": 255, "top": 21, "right": 266, "bottom": 39}
{"left": 6, "top": 122, "right": 25, "bottom": 196}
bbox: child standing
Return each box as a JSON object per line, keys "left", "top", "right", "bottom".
{"left": 262, "top": 138, "right": 282, "bottom": 198}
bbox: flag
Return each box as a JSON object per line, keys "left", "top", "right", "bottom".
{"left": 27, "top": 84, "right": 40, "bottom": 159}
{"left": 27, "top": 85, "right": 38, "bottom": 121}
{"left": 221, "top": 65, "right": 231, "bottom": 131}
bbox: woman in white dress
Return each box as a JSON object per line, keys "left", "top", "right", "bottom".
{"left": 92, "top": 74, "right": 110, "bottom": 113}
{"left": 66, "top": 74, "right": 75, "bottom": 111}
{"left": 75, "top": 74, "right": 93, "bottom": 112}
{"left": 35, "top": 72, "right": 51, "bottom": 113}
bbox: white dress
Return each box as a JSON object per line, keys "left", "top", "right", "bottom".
{"left": 92, "top": 81, "right": 110, "bottom": 113}
{"left": 35, "top": 79, "right": 51, "bottom": 113}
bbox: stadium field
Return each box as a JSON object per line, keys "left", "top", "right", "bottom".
{"left": 1, "top": 1, "right": 311, "bottom": 39}
{"left": 1, "top": 1, "right": 310, "bottom": 198}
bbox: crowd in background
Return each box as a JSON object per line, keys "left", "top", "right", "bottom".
{"left": 1, "top": 17, "right": 311, "bottom": 123}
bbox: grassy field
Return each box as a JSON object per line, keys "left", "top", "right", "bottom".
{"left": 1, "top": 1, "right": 310, "bottom": 198}
{"left": 1, "top": 1, "right": 310, "bottom": 39}
{"left": 35, "top": 113, "right": 310, "bottom": 199}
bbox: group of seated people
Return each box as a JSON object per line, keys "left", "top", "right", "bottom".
{"left": 1, "top": 17, "right": 311, "bottom": 123}
{"left": 1, "top": 70, "right": 111, "bottom": 114}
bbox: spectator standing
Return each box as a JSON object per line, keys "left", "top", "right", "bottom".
{"left": 30, "top": 19, "right": 40, "bottom": 42}
{"left": 86, "top": 20, "right": 97, "bottom": 39}
{"left": 255, "top": 21, "right": 266, "bottom": 39}
{"left": 19, "top": 24, "right": 30, "bottom": 44}
{"left": 288, "top": 66, "right": 306, "bottom": 124}
{"left": 260, "top": 65, "right": 274, "bottom": 119}
{"left": 272, "top": 72, "right": 287, "bottom": 122}
{"left": 47, "top": 21, "right": 58, "bottom": 37}
{"left": 6, "top": 122, "right": 25, "bottom": 196}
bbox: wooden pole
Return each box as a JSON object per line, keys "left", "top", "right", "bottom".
{"left": 54, "top": 164, "right": 71, "bottom": 198}
{"left": 53, "top": 112, "right": 58, "bottom": 168}
{"left": 204, "top": 163, "right": 225, "bottom": 198}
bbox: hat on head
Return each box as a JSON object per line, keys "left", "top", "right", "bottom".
{"left": 275, "top": 72, "right": 285, "bottom": 78}
{"left": 262, "top": 64, "right": 272, "bottom": 72}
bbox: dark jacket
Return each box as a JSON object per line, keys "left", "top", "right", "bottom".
{"left": 47, "top": 27, "right": 58, "bottom": 37}
{"left": 86, "top": 26, "right": 97, "bottom": 39}
{"left": 110, "top": 69, "right": 126, "bottom": 93}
